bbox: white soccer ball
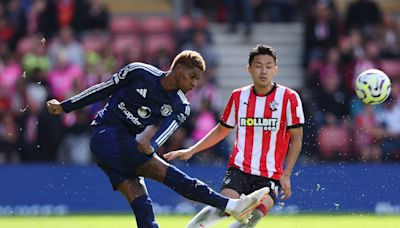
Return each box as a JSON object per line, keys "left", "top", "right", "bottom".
{"left": 355, "top": 69, "right": 391, "bottom": 105}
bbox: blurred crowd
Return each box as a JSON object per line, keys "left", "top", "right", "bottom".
{"left": 301, "top": 0, "right": 400, "bottom": 163}
{"left": 0, "top": 0, "right": 227, "bottom": 164}
{"left": 0, "top": 0, "right": 399, "bottom": 165}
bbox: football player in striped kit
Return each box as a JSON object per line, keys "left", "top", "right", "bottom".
{"left": 164, "top": 45, "right": 304, "bottom": 227}
{"left": 47, "top": 50, "right": 270, "bottom": 228}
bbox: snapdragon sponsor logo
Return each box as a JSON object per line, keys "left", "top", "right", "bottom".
{"left": 0, "top": 204, "right": 69, "bottom": 216}
{"left": 118, "top": 102, "right": 143, "bottom": 127}
{"left": 239, "top": 117, "right": 278, "bottom": 131}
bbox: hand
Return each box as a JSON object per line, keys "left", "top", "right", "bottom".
{"left": 47, "top": 99, "right": 64, "bottom": 115}
{"left": 163, "top": 148, "right": 194, "bottom": 161}
{"left": 137, "top": 141, "right": 154, "bottom": 155}
{"left": 279, "top": 173, "right": 292, "bottom": 200}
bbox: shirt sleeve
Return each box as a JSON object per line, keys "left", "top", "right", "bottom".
{"left": 286, "top": 90, "right": 305, "bottom": 128}
{"left": 149, "top": 104, "right": 191, "bottom": 151}
{"left": 60, "top": 63, "right": 137, "bottom": 113}
{"left": 220, "top": 92, "right": 236, "bottom": 128}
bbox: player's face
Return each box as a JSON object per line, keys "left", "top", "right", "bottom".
{"left": 177, "top": 65, "right": 202, "bottom": 93}
{"left": 247, "top": 54, "right": 278, "bottom": 88}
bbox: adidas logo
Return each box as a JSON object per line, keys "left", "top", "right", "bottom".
{"left": 136, "top": 89, "right": 147, "bottom": 98}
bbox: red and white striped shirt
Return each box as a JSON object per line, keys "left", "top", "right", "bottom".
{"left": 221, "top": 84, "right": 304, "bottom": 180}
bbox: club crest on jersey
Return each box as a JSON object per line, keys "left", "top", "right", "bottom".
{"left": 160, "top": 104, "right": 173, "bottom": 116}
{"left": 240, "top": 117, "right": 278, "bottom": 131}
{"left": 137, "top": 106, "right": 151, "bottom": 118}
{"left": 269, "top": 100, "right": 278, "bottom": 111}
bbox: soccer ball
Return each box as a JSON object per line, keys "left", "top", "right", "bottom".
{"left": 355, "top": 69, "right": 391, "bottom": 105}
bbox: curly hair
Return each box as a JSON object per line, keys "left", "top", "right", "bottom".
{"left": 171, "top": 50, "right": 206, "bottom": 72}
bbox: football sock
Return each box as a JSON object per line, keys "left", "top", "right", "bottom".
{"left": 229, "top": 205, "right": 267, "bottom": 228}
{"left": 187, "top": 206, "right": 226, "bottom": 228}
{"left": 256, "top": 203, "right": 268, "bottom": 216}
{"left": 163, "top": 165, "right": 229, "bottom": 211}
{"left": 130, "top": 195, "right": 159, "bottom": 228}
{"left": 245, "top": 208, "right": 264, "bottom": 227}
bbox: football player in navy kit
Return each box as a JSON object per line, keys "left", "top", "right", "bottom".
{"left": 47, "top": 50, "right": 270, "bottom": 227}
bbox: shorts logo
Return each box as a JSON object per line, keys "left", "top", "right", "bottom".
{"left": 239, "top": 117, "right": 278, "bottom": 131}
{"left": 160, "top": 104, "right": 173, "bottom": 116}
{"left": 137, "top": 106, "right": 151, "bottom": 118}
{"left": 223, "top": 177, "right": 231, "bottom": 185}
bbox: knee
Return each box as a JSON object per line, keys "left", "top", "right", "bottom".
{"left": 136, "top": 157, "right": 168, "bottom": 182}
{"left": 117, "top": 179, "right": 147, "bottom": 202}
{"left": 262, "top": 196, "right": 275, "bottom": 210}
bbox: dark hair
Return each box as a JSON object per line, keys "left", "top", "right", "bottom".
{"left": 248, "top": 44, "right": 277, "bottom": 65}
{"left": 171, "top": 50, "right": 206, "bottom": 71}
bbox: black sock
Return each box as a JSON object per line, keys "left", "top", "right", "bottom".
{"left": 130, "top": 195, "right": 159, "bottom": 228}
{"left": 163, "top": 165, "right": 229, "bottom": 210}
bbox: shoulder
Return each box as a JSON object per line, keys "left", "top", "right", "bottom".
{"left": 119, "top": 62, "right": 164, "bottom": 78}
{"left": 276, "top": 84, "right": 303, "bottom": 102}
{"left": 176, "top": 90, "right": 190, "bottom": 105}
{"left": 276, "top": 84, "right": 300, "bottom": 97}
{"left": 174, "top": 90, "right": 191, "bottom": 116}
{"left": 231, "top": 85, "right": 252, "bottom": 97}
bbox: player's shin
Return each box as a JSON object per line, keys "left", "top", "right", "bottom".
{"left": 130, "top": 195, "right": 159, "bottom": 228}
{"left": 186, "top": 206, "right": 227, "bottom": 228}
{"left": 229, "top": 204, "right": 268, "bottom": 228}
{"left": 163, "top": 165, "right": 229, "bottom": 210}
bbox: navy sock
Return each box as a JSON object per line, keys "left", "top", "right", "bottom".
{"left": 130, "top": 195, "right": 159, "bottom": 228}
{"left": 163, "top": 165, "right": 229, "bottom": 210}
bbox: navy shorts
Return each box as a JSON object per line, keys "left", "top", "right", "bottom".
{"left": 221, "top": 167, "right": 280, "bottom": 202}
{"left": 90, "top": 125, "right": 153, "bottom": 189}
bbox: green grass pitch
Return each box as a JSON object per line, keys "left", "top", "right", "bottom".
{"left": 0, "top": 214, "right": 399, "bottom": 228}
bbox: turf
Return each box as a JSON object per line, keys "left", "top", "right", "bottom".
{"left": 0, "top": 214, "right": 399, "bottom": 228}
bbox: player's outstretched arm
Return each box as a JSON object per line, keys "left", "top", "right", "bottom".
{"left": 163, "top": 148, "right": 194, "bottom": 161}
{"left": 164, "top": 123, "right": 231, "bottom": 161}
{"left": 47, "top": 99, "right": 64, "bottom": 115}
{"left": 280, "top": 126, "right": 303, "bottom": 200}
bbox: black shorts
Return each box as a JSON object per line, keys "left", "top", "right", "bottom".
{"left": 221, "top": 167, "right": 280, "bottom": 202}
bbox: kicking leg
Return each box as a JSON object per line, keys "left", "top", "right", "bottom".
{"left": 117, "top": 177, "right": 159, "bottom": 228}
{"left": 187, "top": 188, "right": 240, "bottom": 228}
{"left": 136, "top": 154, "right": 269, "bottom": 224}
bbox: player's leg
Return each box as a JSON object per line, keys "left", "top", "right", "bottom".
{"left": 187, "top": 188, "right": 240, "bottom": 228}
{"left": 228, "top": 175, "right": 280, "bottom": 228}
{"left": 135, "top": 154, "right": 270, "bottom": 224}
{"left": 90, "top": 126, "right": 159, "bottom": 227}
{"left": 136, "top": 154, "right": 228, "bottom": 210}
{"left": 117, "top": 177, "right": 159, "bottom": 228}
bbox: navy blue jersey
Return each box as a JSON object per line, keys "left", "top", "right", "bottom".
{"left": 61, "top": 62, "right": 191, "bottom": 152}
